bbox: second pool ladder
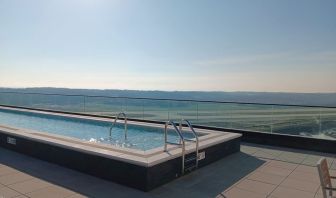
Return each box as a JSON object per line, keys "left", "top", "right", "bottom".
{"left": 109, "top": 112, "right": 128, "bottom": 140}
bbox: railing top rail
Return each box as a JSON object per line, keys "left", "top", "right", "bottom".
{"left": 0, "top": 91, "right": 336, "bottom": 109}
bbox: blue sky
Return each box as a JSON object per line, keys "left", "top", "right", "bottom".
{"left": 1, "top": 0, "right": 335, "bottom": 92}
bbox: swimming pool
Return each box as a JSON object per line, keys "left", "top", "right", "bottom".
{"left": 0, "top": 108, "right": 199, "bottom": 151}
{"left": 0, "top": 105, "right": 241, "bottom": 191}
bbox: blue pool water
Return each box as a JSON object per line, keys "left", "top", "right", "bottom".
{"left": 0, "top": 108, "right": 197, "bottom": 151}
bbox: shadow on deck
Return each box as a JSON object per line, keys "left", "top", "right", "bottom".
{"left": 0, "top": 147, "right": 265, "bottom": 198}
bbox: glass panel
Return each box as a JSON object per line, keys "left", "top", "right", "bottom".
{"left": 272, "top": 106, "right": 320, "bottom": 137}
{"left": 143, "top": 99, "right": 170, "bottom": 121}
{"left": 1, "top": 92, "right": 335, "bottom": 140}
{"left": 30, "top": 94, "right": 84, "bottom": 112}
{"left": 320, "top": 108, "right": 336, "bottom": 140}
{"left": 168, "top": 101, "right": 197, "bottom": 122}
{"left": 0, "top": 92, "right": 19, "bottom": 106}
{"left": 195, "top": 102, "right": 231, "bottom": 128}
{"left": 0, "top": 92, "right": 84, "bottom": 112}
{"left": 229, "top": 104, "right": 272, "bottom": 132}
{"left": 125, "top": 98, "right": 145, "bottom": 120}
{"left": 84, "top": 96, "right": 124, "bottom": 117}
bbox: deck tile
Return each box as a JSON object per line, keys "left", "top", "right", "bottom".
{"left": 252, "top": 148, "right": 283, "bottom": 160}
{"left": 288, "top": 170, "right": 320, "bottom": 184}
{"left": 265, "top": 160, "right": 298, "bottom": 171}
{"left": 8, "top": 179, "right": 52, "bottom": 194}
{"left": 0, "top": 172, "right": 34, "bottom": 186}
{"left": 280, "top": 178, "right": 319, "bottom": 193}
{"left": 275, "top": 151, "right": 307, "bottom": 164}
{"left": 270, "top": 186, "right": 315, "bottom": 198}
{"left": 0, "top": 186, "right": 21, "bottom": 198}
{"left": 224, "top": 187, "right": 266, "bottom": 198}
{"left": 235, "top": 179, "right": 276, "bottom": 196}
{"left": 257, "top": 165, "right": 292, "bottom": 177}
{"left": 295, "top": 165, "right": 319, "bottom": 174}
{"left": 26, "top": 185, "right": 76, "bottom": 198}
{"left": 248, "top": 171, "right": 286, "bottom": 185}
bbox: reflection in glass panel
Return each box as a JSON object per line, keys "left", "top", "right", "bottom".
{"left": 320, "top": 108, "right": 336, "bottom": 140}
{"left": 0, "top": 93, "right": 84, "bottom": 112}
{"left": 229, "top": 104, "right": 273, "bottom": 132}
{"left": 30, "top": 94, "right": 84, "bottom": 112}
{"left": 168, "top": 101, "right": 197, "bottom": 123}
{"left": 143, "top": 99, "right": 170, "bottom": 121}
{"left": 196, "top": 102, "right": 231, "bottom": 128}
{"left": 124, "top": 98, "right": 145, "bottom": 120}
{"left": 271, "top": 106, "right": 320, "bottom": 138}
{"left": 84, "top": 97, "right": 124, "bottom": 117}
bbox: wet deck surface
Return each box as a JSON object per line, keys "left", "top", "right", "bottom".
{"left": 0, "top": 143, "right": 335, "bottom": 198}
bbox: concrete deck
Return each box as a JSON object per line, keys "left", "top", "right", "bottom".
{"left": 0, "top": 143, "right": 335, "bottom": 198}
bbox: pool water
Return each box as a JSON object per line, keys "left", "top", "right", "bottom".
{"left": 0, "top": 109, "right": 198, "bottom": 151}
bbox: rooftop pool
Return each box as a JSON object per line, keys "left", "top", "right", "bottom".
{"left": 0, "top": 108, "right": 201, "bottom": 151}
{"left": 0, "top": 105, "right": 241, "bottom": 191}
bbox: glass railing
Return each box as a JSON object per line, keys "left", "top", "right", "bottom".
{"left": 0, "top": 91, "right": 335, "bottom": 140}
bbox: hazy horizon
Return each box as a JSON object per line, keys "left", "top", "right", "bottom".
{"left": 1, "top": 86, "right": 336, "bottom": 95}
{"left": 1, "top": 0, "right": 336, "bottom": 93}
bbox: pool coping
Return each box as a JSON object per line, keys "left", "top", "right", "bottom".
{"left": 0, "top": 106, "right": 241, "bottom": 167}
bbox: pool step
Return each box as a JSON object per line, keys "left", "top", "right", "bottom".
{"left": 185, "top": 153, "right": 197, "bottom": 162}
{"left": 184, "top": 164, "right": 197, "bottom": 173}
{"left": 184, "top": 153, "right": 198, "bottom": 173}
{"left": 185, "top": 156, "right": 197, "bottom": 163}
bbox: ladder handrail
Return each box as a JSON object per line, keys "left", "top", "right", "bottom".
{"left": 179, "top": 119, "right": 199, "bottom": 168}
{"left": 109, "top": 112, "right": 128, "bottom": 140}
{"left": 164, "top": 121, "right": 185, "bottom": 174}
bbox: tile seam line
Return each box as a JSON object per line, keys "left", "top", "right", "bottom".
{"left": 257, "top": 157, "right": 300, "bottom": 165}
{"left": 0, "top": 184, "right": 28, "bottom": 198}
{"left": 234, "top": 185, "right": 271, "bottom": 197}
{"left": 222, "top": 148, "right": 267, "bottom": 194}
{"left": 254, "top": 150, "right": 282, "bottom": 159}
{"left": 2, "top": 177, "right": 35, "bottom": 187}
{"left": 6, "top": 180, "right": 54, "bottom": 196}
{"left": 279, "top": 177, "right": 320, "bottom": 194}
{"left": 25, "top": 186, "right": 78, "bottom": 198}
{"left": 266, "top": 159, "right": 300, "bottom": 196}
{"left": 0, "top": 169, "right": 19, "bottom": 177}
{"left": 221, "top": 154, "right": 270, "bottom": 195}
{"left": 241, "top": 145, "right": 259, "bottom": 155}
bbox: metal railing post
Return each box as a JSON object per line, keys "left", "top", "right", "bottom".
{"left": 164, "top": 123, "right": 168, "bottom": 151}
{"left": 271, "top": 105, "right": 274, "bottom": 133}
{"left": 83, "top": 96, "right": 86, "bottom": 113}
{"left": 319, "top": 108, "right": 322, "bottom": 135}
{"left": 196, "top": 103, "right": 199, "bottom": 122}
{"left": 142, "top": 100, "right": 145, "bottom": 120}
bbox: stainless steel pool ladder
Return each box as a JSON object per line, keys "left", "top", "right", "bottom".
{"left": 179, "top": 119, "right": 199, "bottom": 171}
{"left": 164, "top": 120, "right": 199, "bottom": 175}
{"left": 109, "top": 112, "right": 128, "bottom": 140}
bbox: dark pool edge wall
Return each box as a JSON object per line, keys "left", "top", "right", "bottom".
{"left": 0, "top": 129, "right": 240, "bottom": 191}
{"left": 1, "top": 104, "right": 335, "bottom": 154}
{"left": 147, "top": 137, "right": 240, "bottom": 190}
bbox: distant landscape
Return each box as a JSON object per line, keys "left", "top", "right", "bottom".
{"left": 0, "top": 87, "right": 335, "bottom": 140}
{"left": 1, "top": 87, "right": 336, "bottom": 106}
